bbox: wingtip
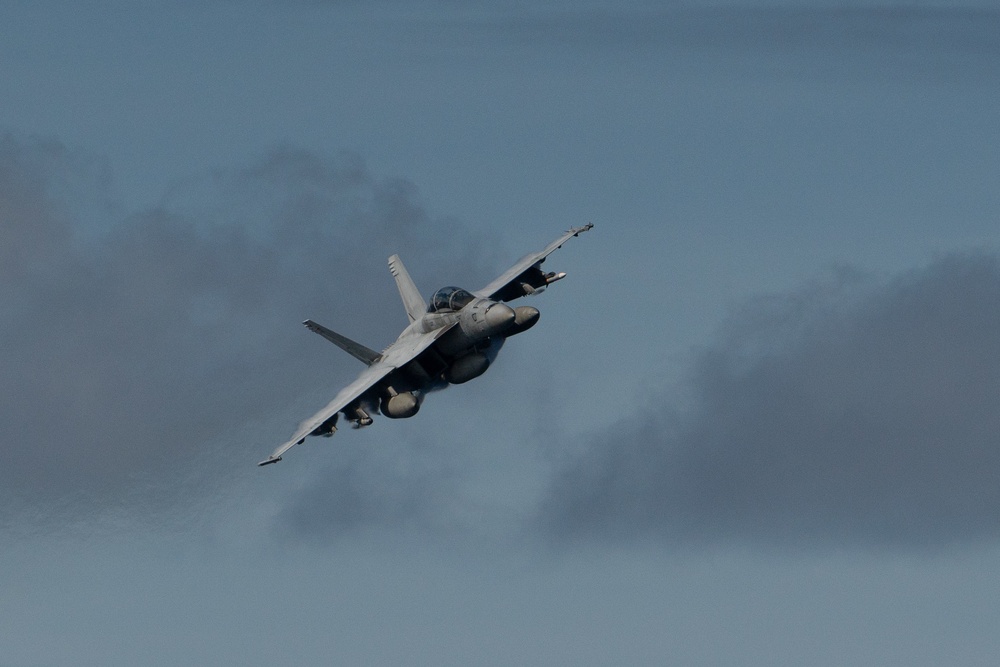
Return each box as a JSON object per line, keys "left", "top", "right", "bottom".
{"left": 258, "top": 456, "right": 282, "bottom": 467}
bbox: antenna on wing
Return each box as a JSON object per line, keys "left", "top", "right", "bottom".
{"left": 388, "top": 255, "right": 427, "bottom": 322}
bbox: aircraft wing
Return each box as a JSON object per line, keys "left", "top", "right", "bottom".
{"left": 258, "top": 323, "right": 457, "bottom": 466}
{"left": 475, "top": 223, "right": 593, "bottom": 302}
{"left": 257, "top": 363, "right": 393, "bottom": 466}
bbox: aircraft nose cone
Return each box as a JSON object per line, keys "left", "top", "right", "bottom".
{"left": 485, "top": 303, "right": 516, "bottom": 332}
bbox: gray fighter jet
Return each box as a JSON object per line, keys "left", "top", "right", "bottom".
{"left": 258, "top": 223, "right": 593, "bottom": 466}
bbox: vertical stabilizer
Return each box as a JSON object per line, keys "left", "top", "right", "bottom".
{"left": 388, "top": 254, "right": 427, "bottom": 322}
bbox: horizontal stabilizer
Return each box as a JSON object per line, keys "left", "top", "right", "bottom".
{"left": 304, "top": 320, "right": 381, "bottom": 366}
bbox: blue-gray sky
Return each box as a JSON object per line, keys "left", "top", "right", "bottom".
{"left": 3, "top": 2, "right": 1000, "bottom": 665}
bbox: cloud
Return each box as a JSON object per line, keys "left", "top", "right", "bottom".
{"left": 541, "top": 255, "right": 1000, "bottom": 548}
{"left": 0, "top": 135, "right": 495, "bottom": 529}
{"left": 270, "top": 428, "right": 467, "bottom": 542}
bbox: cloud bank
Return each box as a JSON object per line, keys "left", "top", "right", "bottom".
{"left": 542, "top": 255, "right": 1000, "bottom": 548}
{"left": 7, "top": 133, "right": 1000, "bottom": 550}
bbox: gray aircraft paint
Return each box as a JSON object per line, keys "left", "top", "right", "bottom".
{"left": 259, "top": 224, "right": 592, "bottom": 466}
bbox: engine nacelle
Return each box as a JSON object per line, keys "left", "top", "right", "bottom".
{"left": 444, "top": 352, "right": 490, "bottom": 384}
{"left": 459, "top": 300, "right": 516, "bottom": 339}
{"left": 381, "top": 392, "right": 420, "bottom": 419}
{"left": 506, "top": 306, "right": 540, "bottom": 336}
{"left": 436, "top": 299, "right": 517, "bottom": 356}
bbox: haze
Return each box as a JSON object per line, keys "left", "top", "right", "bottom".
{"left": 2, "top": 2, "right": 1000, "bottom": 665}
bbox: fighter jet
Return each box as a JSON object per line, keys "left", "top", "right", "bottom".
{"left": 258, "top": 223, "right": 593, "bottom": 466}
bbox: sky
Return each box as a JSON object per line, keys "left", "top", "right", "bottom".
{"left": 3, "top": 1, "right": 1000, "bottom": 665}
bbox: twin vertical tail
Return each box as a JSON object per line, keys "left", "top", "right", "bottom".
{"left": 388, "top": 254, "right": 427, "bottom": 322}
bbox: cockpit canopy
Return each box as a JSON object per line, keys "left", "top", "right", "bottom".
{"left": 428, "top": 286, "right": 476, "bottom": 313}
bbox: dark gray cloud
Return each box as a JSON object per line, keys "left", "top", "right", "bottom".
{"left": 0, "top": 135, "right": 495, "bottom": 528}
{"left": 542, "top": 254, "right": 1000, "bottom": 548}
{"left": 272, "top": 429, "right": 464, "bottom": 541}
